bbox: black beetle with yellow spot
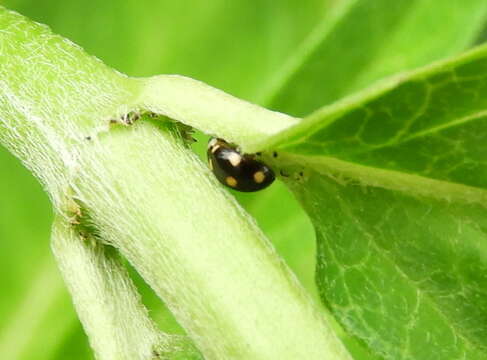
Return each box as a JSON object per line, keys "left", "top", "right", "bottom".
{"left": 207, "top": 138, "right": 275, "bottom": 192}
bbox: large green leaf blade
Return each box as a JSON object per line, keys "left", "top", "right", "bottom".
{"left": 285, "top": 169, "right": 487, "bottom": 359}
{"left": 258, "top": 40, "right": 487, "bottom": 360}
{"left": 252, "top": 4, "right": 487, "bottom": 358}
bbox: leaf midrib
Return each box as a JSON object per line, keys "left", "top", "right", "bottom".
{"left": 281, "top": 153, "right": 487, "bottom": 206}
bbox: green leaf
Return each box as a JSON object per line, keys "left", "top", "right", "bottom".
{"left": 263, "top": 44, "right": 487, "bottom": 189}
{"left": 259, "top": 43, "right": 487, "bottom": 359}
{"left": 250, "top": 4, "right": 487, "bottom": 358}
{"left": 287, "top": 170, "right": 487, "bottom": 359}
{"left": 259, "top": 0, "right": 487, "bottom": 116}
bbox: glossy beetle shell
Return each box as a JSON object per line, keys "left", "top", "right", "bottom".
{"left": 207, "top": 138, "right": 275, "bottom": 192}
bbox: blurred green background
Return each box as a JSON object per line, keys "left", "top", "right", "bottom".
{"left": 0, "top": 1, "right": 331, "bottom": 358}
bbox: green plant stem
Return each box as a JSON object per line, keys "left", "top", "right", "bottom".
{"left": 136, "top": 75, "right": 299, "bottom": 151}
{"left": 51, "top": 216, "right": 200, "bottom": 360}
{"left": 70, "top": 120, "right": 351, "bottom": 359}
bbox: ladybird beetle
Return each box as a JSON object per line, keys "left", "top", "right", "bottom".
{"left": 207, "top": 138, "right": 275, "bottom": 192}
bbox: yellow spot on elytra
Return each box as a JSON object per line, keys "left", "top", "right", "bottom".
{"left": 228, "top": 152, "right": 241, "bottom": 166}
{"left": 254, "top": 171, "right": 265, "bottom": 184}
{"left": 226, "top": 176, "right": 238, "bottom": 187}
{"left": 208, "top": 159, "right": 213, "bottom": 170}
